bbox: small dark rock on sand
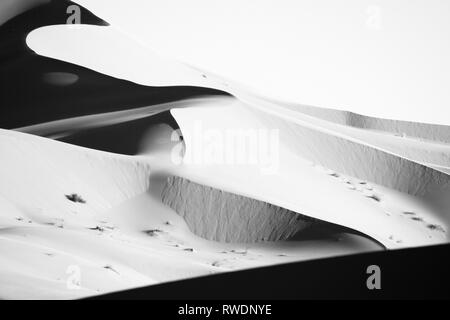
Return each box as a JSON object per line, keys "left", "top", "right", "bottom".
{"left": 65, "top": 193, "right": 86, "bottom": 204}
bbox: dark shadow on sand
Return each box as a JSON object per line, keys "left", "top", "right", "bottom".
{"left": 89, "top": 242, "right": 450, "bottom": 299}
{"left": 0, "top": 0, "right": 230, "bottom": 129}
{"left": 59, "top": 110, "right": 179, "bottom": 155}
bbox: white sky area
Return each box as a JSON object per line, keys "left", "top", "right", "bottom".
{"left": 77, "top": 0, "right": 450, "bottom": 125}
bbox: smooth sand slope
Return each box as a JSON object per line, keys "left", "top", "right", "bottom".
{"left": 169, "top": 102, "right": 448, "bottom": 249}
{"left": 26, "top": 24, "right": 450, "bottom": 174}
{"left": 162, "top": 176, "right": 318, "bottom": 243}
{"left": 0, "top": 1, "right": 227, "bottom": 129}
{"left": 0, "top": 0, "right": 449, "bottom": 299}
{"left": 26, "top": 23, "right": 450, "bottom": 143}
{"left": 22, "top": 2, "right": 450, "bottom": 254}
{"left": 271, "top": 98, "right": 450, "bottom": 144}
{"left": 0, "top": 129, "right": 381, "bottom": 299}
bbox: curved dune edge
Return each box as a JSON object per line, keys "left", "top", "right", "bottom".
{"left": 26, "top": 25, "right": 216, "bottom": 88}
{"left": 0, "top": 129, "right": 381, "bottom": 299}
{"left": 170, "top": 102, "right": 449, "bottom": 249}
{"left": 161, "top": 175, "right": 385, "bottom": 246}
{"left": 238, "top": 94, "right": 450, "bottom": 171}
{"left": 0, "top": 129, "right": 152, "bottom": 216}
{"left": 18, "top": 12, "right": 450, "bottom": 248}
{"left": 1, "top": 0, "right": 449, "bottom": 299}
{"left": 162, "top": 175, "right": 318, "bottom": 243}
{"left": 251, "top": 105, "right": 450, "bottom": 198}
{"left": 15, "top": 97, "right": 226, "bottom": 141}
{"left": 11, "top": 94, "right": 446, "bottom": 250}
{"left": 26, "top": 23, "right": 450, "bottom": 144}
{"left": 14, "top": 16, "right": 446, "bottom": 250}
{"left": 25, "top": 24, "right": 450, "bottom": 173}
{"left": 264, "top": 96, "right": 450, "bottom": 144}
{"left": 0, "top": 2, "right": 228, "bottom": 130}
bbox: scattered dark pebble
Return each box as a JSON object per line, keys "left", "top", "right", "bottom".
{"left": 144, "top": 229, "right": 163, "bottom": 236}
{"left": 230, "top": 249, "right": 247, "bottom": 255}
{"left": 65, "top": 193, "right": 86, "bottom": 204}
{"left": 427, "top": 224, "right": 445, "bottom": 233}
{"left": 329, "top": 172, "right": 339, "bottom": 178}
{"left": 365, "top": 194, "right": 381, "bottom": 202}
{"left": 89, "top": 226, "right": 104, "bottom": 232}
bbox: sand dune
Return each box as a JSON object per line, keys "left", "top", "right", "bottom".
{"left": 25, "top": 22, "right": 450, "bottom": 147}
{"left": 242, "top": 94, "right": 450, "bottom": 169}
{"left": 0, "top": 1, "right": 227, "bottom": 129}
{"left": 15, "top": 97, "right": 222, "bottom": 151}
{"left": 1, "top": 0, "right": 449, "bottom": 299}
{"left": 251, "top": 106, "right": 450, "bottom": 197}
{"left": 162, "top": 176, "right": 318, "bottom": 243}
{"left": 0, "top": 129, "right": 381, "bottom": 299}
{"left": 275, "top": 99, "right": 450, "bottom": 144}
{"left": 26, "top": 24, "right": 450, "bottom": 176}
{"left": 169, "top": 102, "right": 448, "bottom": 249}
{"left": 21, "top": 1, "right": 450, "bottom": 251}
{"left": 0, "top": 129, "right": 152, "bottom": 217}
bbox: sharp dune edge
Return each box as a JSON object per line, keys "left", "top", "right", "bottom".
{"left": 26, "top": 24, "right": 450, "bottom": 143}
{"left": 169, "top": 102, "right": 447, "bottom": 249}
{"left": 161, "top": 176, "right": 318, "bottom": 243}
{"left": 0, "top": 129, "right": 152, "bottom": 216}
{"left": 275, "top": 100, "right": 450, "bottom": 144}
{"left": 0, "top": 0, "right": 449, "bottom": 299}
{"left": 0, "top": 129, "right": 381, "bottom": 299}
{"left": 252, "top": 106, "right": 450, "bottom": 197}
{"left": 242, "top": 94, "right": 450, "bottom": 171}
{"left": 26, "top": 25, "right": 450, "bottom": 177}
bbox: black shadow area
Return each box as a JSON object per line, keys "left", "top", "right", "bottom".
{"left": 89, "top": 243, "right": 450, "bottom": 300}
{"left": 0, "top": 0, "right": 229, "bottom": 129}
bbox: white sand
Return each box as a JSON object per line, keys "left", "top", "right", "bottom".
{"left": 169, "top": 101, "right": 448, "bottom": 249}
{"left": 0, "top": 130, "right": 380, "bottom": 299}
{"left": 0, "top": 21, "right": 447, "bottom": 299}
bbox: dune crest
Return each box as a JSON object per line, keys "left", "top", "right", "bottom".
{"left": 1, "top": 0, "right": 449, "bottom": 299}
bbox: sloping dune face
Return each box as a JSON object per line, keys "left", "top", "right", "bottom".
{"left": 170, "top": 102, "right": 448, "bottom": 249}
{"left": 0, "top": 130, "right": 382, "bottom": 299}
{"left": 0, "top": 130, "right": 152, "bottom": 218}
{"left": 162, "top": 176, "right": 318, "bottom": 243}
{"left": 252, "top": 108, "right": 450, "bottom": 197}
{"left": 278, "top": 102, "right": 450, "bottom": 144}
{"left": 16, "top": 1, "right": 450, "bottom": 246}
{"left": 1, "top": 0, "right": 450, "bottom": 299}
{"left": 0, "top": 0, "right": 228, "bottom": 129}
